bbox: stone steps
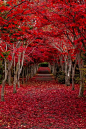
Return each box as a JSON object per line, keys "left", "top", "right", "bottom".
{"left": 32, "top": 67, "right": 55, "bottom": 81}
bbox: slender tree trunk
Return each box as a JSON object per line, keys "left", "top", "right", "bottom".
{"left": 22, "top": 67, "right": 24, "bottom": 84}
{"left": 31, "top": 65, "right": 34, "bottom": 78}
{"left": 1, "top": 43, "right": 20, "bottom": 101}
{"left": 51, "top": 63, "right": 55, "bottom": 75}
{"left": 1, "top": 54, "right": 15, "bottom": 101}
{"left": 13, "top": 72, "right": 17, "bottom": 93}
{"left": 34, "top": 64, "right": 37, "bottom": 75}
{"left": 1, "top": 70, "right": 8, "bottom": 101}
{"left": 8, "top": 69, "right": 12, "bottom": 86}
{"left": 78, "top": 52, "right": 84, "bottom": 97}
{"left": 60, "top": 55, "right": 64, "bottom": 72}
{"left": 1, "top": 58, "right": 8, "bottom": 101}
{"left": 30, "top": 66, "right": 31, "bottom": 78}
{"left": 13, "top": 64, "right": 18, "bottom": 93}
{"left": 13, "top": 55, "right": 17, "bottom": 91}
{"left": 18, "top": 50, "right": 25, "bottom": 86}
{"left": 71, "top": 56, "right": 77, "bottom": 90}
{"left": 79, "top": 69, "right": 84, "bottom": 97}
{"left": 72, "top": 66, "right": 75, "bottom": 90}
{"left": 26, "top": 67, "right": 29, "bottom": 82}
{"left": 65, "top": 55, "right": 72, "bottom": 86}
{"left": 17, "top": 73, "right": 20, "bottom": 88}
{"left": 65, "top": 55, "right": 68, "bottom": 85}
{"left": 67, "top": 59, "right": 72, "bottom": 86}
{"left": 17, "top": 52, "right": 21, "bottom": 88}
{"left": 48, "top": 63, "right": 51, "bottom": 72}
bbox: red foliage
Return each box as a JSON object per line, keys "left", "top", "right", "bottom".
{"left": 0, "top": 79, "right": 86, "bottom": 128}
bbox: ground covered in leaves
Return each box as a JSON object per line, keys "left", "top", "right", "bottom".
{"left": 0, "top": 68, "right": 86, "bottom": 129}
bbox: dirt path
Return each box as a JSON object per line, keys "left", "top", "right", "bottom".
{"left": 0, "top": 67, "right": 86, "bottom": 129}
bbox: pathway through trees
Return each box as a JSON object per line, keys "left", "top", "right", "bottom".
{"left": 0, "top": 67, "right": 86, "bottom": 129}
{"left": 32, "top": 67, "right": 54, "bottom": 81}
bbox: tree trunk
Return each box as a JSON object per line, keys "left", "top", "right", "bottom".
{"left": 72, "top": 66, "right": 75, "bottom": 90}
{"left": 18, "top": 50, "right": 25, "bottom": 86}
{"left": 51, "top": 63, "right": 55, "bottom": 75}
{"left": 1, "top": 54, "right": 15, "bottom": 101}
{"left": 1, "top": 43, "right": 20, "bottom": 101}
{"left": 31, "top": 65, "right": 34, "bottom": 78}
{"left": 48, "top": 63, "right": 51, "bottom": 71}
{"left": 65, "top": 55, "right": 72, "bottom": 86}
{"left": 1, "top": 58, "right": 8, "bottom": 101}
{"left": 17, "top": 73, "right": 20, "bottom": 88}
{"left": 8, "top": 69, "right": 12, "bottom": 86}
{"left": 1, "top": 71, "right": 8, "bottom": 101}
{"left": 13, "top": 64, "right": 18, "bottom": 93}
{"left": 71, "top": 56, "right": 77, "bottom": 90}
{"left": 78, "top": 52, "right": 84, "bottom": 97}
{"left": 17, "top": 52, "right": 21, "bottom": 88}
{"left": 65, "top": 55, "right": 68, "bottom": 85}
{"left": 13, "top": 56, "right": 17, "bottom": 92}
{"left": 28, "top": 66, "right": 30, "bottom": 80}
{"left": 33, "top": 64, "right": 37, "bottom": 75}
{"left": 67, "top": 59, "right": 72, "bottom": 86}
{"left": 79, "top": 69, "right": 84, "bottom": 97}
{"left": 60, "top": 55, "right": 64, "bottom": 72}
{"left": 79, "top": 67, "right": 84, "bottom": 97}
{"left": 13, "top": 73, "right": 17, "bottom": 93}
{"left": 22, "top": 67, "right": 24, "bottom": 84}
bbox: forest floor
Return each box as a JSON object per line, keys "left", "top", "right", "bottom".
{"left": 0, "top": 67, "right": 86, "bottom": 129}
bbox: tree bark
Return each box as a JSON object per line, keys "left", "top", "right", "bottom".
{"left": 26, "top": 67, "right": 29, "bottom": 82}
{"left": 17, "top": 52, "right": 21, "bottom": 88}
{"left": 8, "top": 69, "right": 12, "bottom": 86}
{"left": 13, "top": 72, "right": 17, "bottom": 93}
{"left": 1, "top": 43, "right": 20, "bottom": 101}
{"left": 78, "top": 52, "right": 84, "bottom": 97}
{"left": 48, "top": 63, "right": 51, "bottom": 72}
{"left": 13, "top": 64, "right": 18, "bottom": 93}
{"left": 65, "top": 55, "right": 68, "bottom": 85}
{"left": 22, "top": 67, "right": 24, "bottom": 84}
{"left": 65, "top": 55, "right": 72, "bottom": 86}
{"left": 79, "top": 69, "right": 84, "bottom": 97}
{"left": 60, "top": 55, "right": 64, "bottom": 72}
{"left": 72, "top": 66, "right": 75, "bottom": 90}
{"left": 1, "top": 70, "right": 8, "bottom": 101}
{"left": 30, "top": 65, "right": 34, "bottom": 78}
{"left": 79, "top": 67, "right": 84, "bottom": 96}
{"left": 17, "top": 50, "right": 25, "bottom": 86}
{"left": 71, "top": 56, "right": 77, "bottom": 90}
{"left": 67, "top": 58, "right": 72, "bottom": 86}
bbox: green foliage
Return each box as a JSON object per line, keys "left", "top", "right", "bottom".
{"left": 57, "top": 71, "right": 65, "bottom": 84}
{"left": 0, "top": 74, "right": 2, "bottom": 79}
{"left": 74, "top": 75, "right": 80, "bottom": 84}
{"left": 39, "top": 62, "right": 48, "bottom": 67}
{"left": 29, "top": 26, "right": 33, "bottom": 30}
{"left": 2, "top": 51, "right": 10, "bottom": 58}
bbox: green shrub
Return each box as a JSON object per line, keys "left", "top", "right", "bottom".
{"left": 39, "top": 62, "right": 48, "bottom": 67}
{"left": 74, "top": 74, "right": 80, "bottom": 84}
{"left": 57, "top": 71, "right": 65, "bottom": 84}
